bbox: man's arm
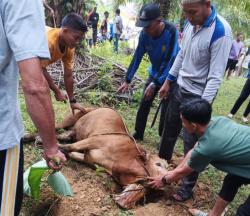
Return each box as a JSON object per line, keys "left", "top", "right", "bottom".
{"left": 165, "top": 150, "right": 194, "bottom": 182}
{"left": 202, "top": 36, "right": 232, "bottom": 103}
{"left": 42, "top": 68, "right": 60, "bottom": 93}
{"left": 147, "top": 150, "right": 194, "bottom": 189}
{"left": 63, "top": 68, "right": 74, "bottom": 100}
{"left": 64, "top": 68, "right": 86, "bottom": 113}
{"left": 42, "top": 68, "right": 67, "bottom": 102}
{"left": 43, "top": 0, "right": 54, "bottom": 16}
{"left": 19, "top": 58, "right": 66, "bottom": 169}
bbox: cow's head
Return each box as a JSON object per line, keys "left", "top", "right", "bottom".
{"left": 144, "top": 153, "right": 168, "bottom": 177}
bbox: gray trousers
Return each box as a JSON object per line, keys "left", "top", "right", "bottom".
{"left": 159, "top": 84, "right": 200, "bottom": 192}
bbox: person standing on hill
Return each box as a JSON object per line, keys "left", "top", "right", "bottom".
{"left": 228, "top": 61, "right": 250, "bottom": 123}
{"left": 113, "top": 8, "right": 123, "bottom": 53}
{"left": 88, "top": 6, "right": 99, "bottom": 46}
{"left": 100, "top": 11, "right": 109, "bottom": 41}
{"left": 225, "top": 33, "right": 244, "bottom": 79}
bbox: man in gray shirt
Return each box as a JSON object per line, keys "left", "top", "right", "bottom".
{"left": 158, "top": 0, "right": 232, "bottom": 201}
{"left": 0, "top": 0, "right": 66, "bottom": 215}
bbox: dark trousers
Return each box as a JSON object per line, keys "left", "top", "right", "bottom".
{"left": 159, "top": 85, "right": 200, "bottom": 192}
{"left": 230, "top": 78, "right": 250, "bottom": 117}
{"left": 219, "top": 174, "right": 250, "bottom": 216}
{"left": 226, "top": 58, "right": 238, "bottom": 71}
{"left": 92, "top": 28, "right": 97, "bottom": 45}
{"left": 0, "top": 141, "right": 23, "bottom": 216}
{"left": 134, "top": 77, "right": 173, "bottom": 139}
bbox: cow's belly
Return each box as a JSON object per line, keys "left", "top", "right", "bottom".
{"left": 85, "top": 149, "right": 115, "bottom": 175}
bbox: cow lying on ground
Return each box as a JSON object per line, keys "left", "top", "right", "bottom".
{"left": 30, "top": 108, "right": 169, "bottom": 209}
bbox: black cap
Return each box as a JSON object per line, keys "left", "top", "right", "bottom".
{"left": 135, "top": 3, "right": 161, "bottom": 28}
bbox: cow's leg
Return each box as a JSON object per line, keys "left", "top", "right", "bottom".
{"left": 57, "top": 130, "right": 76, "bottom": 142}
{"left": 68, "top": 152, "right": 85, "bottom": 162}
{"left": 56, "top": 108, "right": 96, "bottom": 129}
{"left": 59, "top": 137, "right": 98, "bottom": 152}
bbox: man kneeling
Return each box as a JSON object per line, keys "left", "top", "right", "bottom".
{"left": 148, "top": 98, "right": 250, "bottom": 216}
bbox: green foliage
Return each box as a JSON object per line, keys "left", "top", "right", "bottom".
{"left": 132, "top": 89, "right": 143, "bottom": 104}
{"left": 118, "top": 210, "right": 134, "bottom": 216}
{"left": 23, "top": 160, "right": 73, "bottom": 200}
{"left": 95, "top": 165, "right": 106, "bottom": 176}
{"left": 97, "top": 62, "right": 114, "bottom": 92}
{"left": 23, "top": 160, "right": 48, "bottom": 200}
{"left": 48, "top": 172, "right": 74, "bottom": 196}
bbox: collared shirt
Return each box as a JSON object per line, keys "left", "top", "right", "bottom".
{"left": 228, "top": 39, "right": 244, "bottom": 60}
{"left": 0, "top": 0, "right": 50, "bottom": 150}
{"left": 167, "top": 6, "right": 233, "bottom": 103}
{"left": 126, "top": 21, "right": 179, "bottom": 86}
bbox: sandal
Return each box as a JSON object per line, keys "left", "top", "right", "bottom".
{"left": 172, "top": 187, "right": 193, "bottom": 202}
{"left": 189, "top": 209, "right": 208, "bottom": 216}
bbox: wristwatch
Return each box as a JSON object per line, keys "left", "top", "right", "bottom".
{"left": 149, "top": 82, "right": 156, "bottom": 88}
{"left": 161, "top": 174, "right": 169, "bottom": 185}
{"left": 69, "top": 97, "right": 77, "bottom": 104}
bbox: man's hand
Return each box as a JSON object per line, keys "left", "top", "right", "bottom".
{"left": 118, "top": 82, "right": 129, "bottom": 93}
{"left": 44, "top": 148, "right": 67, "bottom": 170}
{"left": 49, "top": 9, "right": 55, "bottom": 17}
{"left": 147, "top": 175, "right": 165, "bottom": 190}
{"left": 159, "top": 80, "right": 170, "bottom": 99}
{"left": 54, "top": 89, "right": 68, "bottom": 102}
{"left": 144, "top": 83, "right": 156, "bottom": 101}
{"left": 70, "top": 102, "right": 86, "bottom": 115}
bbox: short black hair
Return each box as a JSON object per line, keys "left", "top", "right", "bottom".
{"left": 116, "top": 9, "right": 120, "bottom": 14}
{"left": 61, "top": 13, "right": 87, "bottom": 32}
{"left": 180, "top": 99, "right": 212, "bottom": 125}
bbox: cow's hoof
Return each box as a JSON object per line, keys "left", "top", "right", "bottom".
{"left": 34, "top": 136, "right": 43, "bottom": 148}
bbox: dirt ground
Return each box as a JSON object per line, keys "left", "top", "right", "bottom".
{"left": 21, "top": 154, "right": 214, "bottom": 216}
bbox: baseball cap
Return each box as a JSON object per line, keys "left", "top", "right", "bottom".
{"left": 135, "top": 3, "right": 161, "bottom": 28}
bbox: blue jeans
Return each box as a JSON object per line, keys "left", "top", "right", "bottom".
{"left": 113, "top": 33, "right": 120, "bottom": 53}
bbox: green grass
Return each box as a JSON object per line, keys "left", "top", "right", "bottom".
{"left": 20, "top": 43, "right": 250, "bottom": 215}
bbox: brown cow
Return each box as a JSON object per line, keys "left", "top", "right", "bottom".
{"left": 55, "top": 107, "right": 168, "bottom": 209}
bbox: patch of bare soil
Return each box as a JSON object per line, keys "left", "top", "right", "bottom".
{"left": 21, "top": 156, "right": 214, "bottom": 216}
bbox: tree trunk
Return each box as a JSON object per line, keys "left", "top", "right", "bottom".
{"left": 154, "top": 0, "right": 171, "bottom": 19}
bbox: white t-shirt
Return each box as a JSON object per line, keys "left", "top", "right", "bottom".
{"left": 113, "top": 15, "right": 123, "bottom": 35}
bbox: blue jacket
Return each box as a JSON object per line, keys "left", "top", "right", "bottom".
{"left": 126, "top": 21, "right": 179, "bottom": 85}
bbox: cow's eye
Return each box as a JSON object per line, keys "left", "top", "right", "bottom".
{"left": 156, "top": 162, "right": 161, "bottom": 167}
